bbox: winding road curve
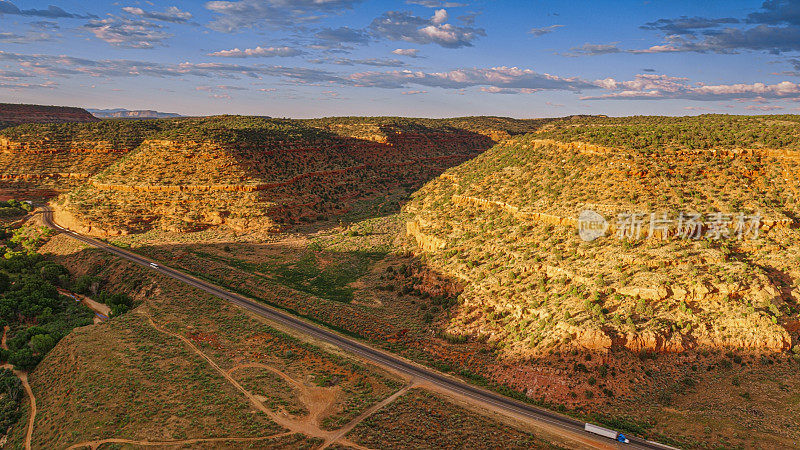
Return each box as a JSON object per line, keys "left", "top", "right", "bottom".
{"left": 41, "top": 206, "right": 674, "bottom": 450}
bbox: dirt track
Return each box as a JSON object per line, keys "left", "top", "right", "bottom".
{"left": 0, "top": 364, "right": 35, "bottom": 450}
{"left": 138, "top": 310, "right": 401, "bottom": 450}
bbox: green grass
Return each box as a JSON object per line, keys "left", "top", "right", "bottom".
{"left": 190, "top": 249, "right": 386, "bottom": 303}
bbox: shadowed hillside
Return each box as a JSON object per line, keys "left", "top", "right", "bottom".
{"left": 1, "top": 115, "right": 556, "bottom": 235}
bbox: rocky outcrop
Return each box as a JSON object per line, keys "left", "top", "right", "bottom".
{"left": 0, "top": 103, "right": 99, "bottom": 127}
{"left": 0, "top": 173, "right": 90, "bottom": 181}
{"left": 450, "top": 194, "right": 794, "bottom": 236}
{"left": 406, "top": 219, "right": 447, "bottom": 252}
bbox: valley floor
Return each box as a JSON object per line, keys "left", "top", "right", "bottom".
{"left": 3, "top": 223, "right": 569, "bottom": 449}
{"left": 54, "top": 205, "right": 800, "bottom": 449}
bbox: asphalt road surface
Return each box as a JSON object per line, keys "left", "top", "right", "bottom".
{"left": 41, "top": 207, "right": 675, "bottom": 450}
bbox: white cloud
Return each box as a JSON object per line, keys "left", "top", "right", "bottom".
{"left": 369, "top": 9, "right": 484, "bottom": 48}
{"left": 392, "top": 48, "right": 419, "bottom": 57}
{"left": 122, "top": 6, "right": 192, "bottom": 23}
{"left": 406, "top": 1, "right": 467, "bottom": 7}
{"left": 83, "top": 16, "right": 171, "bottom": 49}
{"left": 431, "top": 8, "right": 448, "bottom": 25}
{"left": 583, "top": 74, "right": 800, "bottom": 101}
{"left": 350, "top": 66, "right": 597, "bottom": 92}
{"left": 528, "top": 24, "right": 563, "bottom": 36}
{"left": 744, "top": 104, "right": 783, "bottom": 111}
{"left": 208, "top": 46, "right": 303, "bottom": 57}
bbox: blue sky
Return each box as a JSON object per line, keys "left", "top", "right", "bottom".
{"left": 1, "top": 0, "right": 799, "bottom": 117}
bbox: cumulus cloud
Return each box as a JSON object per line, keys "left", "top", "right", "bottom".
{"left": 0, "top": 1, "right": 95, "bottom": 19}
{"left": 369, "top": 9, "right": 485, "bottom": 48}
{"left": 349, "top": 66, "right": 597, "bottom": 92}
{"left": 208, "top": 46, "right": 303, "bottom": 57}
{"left": 315, "top": 26, "right": 370, "bottom": 44}
{"left": 83, "top": 16, "right": 172, "bottom": 49}
{"left": 583, "top": 74, "right": 800, "bottom": 101}
{"left": 528, "top": 24, "right": 563, "bottom": 36}
{"left": 121, "top": 6, "right": 192, "bottom": 23}
{"left": 205, "top": 0, "right": 364, "bottom": 32}
{"left": 392, "top": 48, "right": 419, "bottom": 57}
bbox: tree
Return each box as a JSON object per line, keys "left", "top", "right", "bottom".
{"left": 0, "top": 273, "right": 8, "bottom": 293}
{"left": 39, "top": 264, "right": 67, "bottom": 285}
{"left": 8, "top": 348, "right": 39, "bottom": 371}
{"left": 30, "top": 334, "right": 55, "bottom": 355}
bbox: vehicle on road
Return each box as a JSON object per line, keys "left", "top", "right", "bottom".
{"left": 149, "top": 262, "right": 159, "bottom": 269}
{"left": 585, "top": 423, "right": 629, "bottom": 443}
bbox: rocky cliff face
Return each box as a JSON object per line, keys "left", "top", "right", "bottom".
{"left": 404, "top": 132, "right": 800, "bottom": 356}
{"left": 0, "top": 103, "right": 98, "bottom": 127}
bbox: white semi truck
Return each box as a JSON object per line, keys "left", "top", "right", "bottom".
{"left": 585, "top": 423, "right": 630, "bottom": 443}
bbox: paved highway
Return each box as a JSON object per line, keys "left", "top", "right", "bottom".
{"left": 41, "top": 207, "right": 675, "bottom": 450}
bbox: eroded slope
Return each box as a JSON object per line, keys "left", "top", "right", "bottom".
{"left": 53, "top": 116, "right": 539, "bottom": 234}
{"left": 405, "top": 119, "right": 800, "bottom": 356}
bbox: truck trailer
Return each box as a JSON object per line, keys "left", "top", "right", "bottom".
{"left": 584, "top": 423, "right": 629, "bottom": 443}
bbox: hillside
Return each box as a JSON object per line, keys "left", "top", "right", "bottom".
{"left": 405, "top": 115, "right": 800, "bottom": 356}
{"left": 0, "top": 230, "right": 562, "bottom": 449}
{"left": 0, "top": 120, "right": 177, "bottom": 187}
{"left": 0, "top": 115, "right": 553, "bottom": 234}
{"left": 0, "top": 103, "right": 98, "bottom": 130}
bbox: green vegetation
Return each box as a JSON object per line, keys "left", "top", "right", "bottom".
{"left": 0, "top": 369, "right": 22, "bottom": 432}
{"left": 4, "top": 224, "right": 53, "bottom": 256}
{"left": 0, "top": 252, "right": 94, "bottom": 370}
{"left": 271, "top": 251, "right": 386, "bottom": 303}
{"left": 536, "top": 114, "right": 800, "bottom": 151}
{"left": 190, "top": 248, "right": 385, "bottom": 303}
{"left": 72, "top": 274, "right": 133, "bottom": 315}
{"left": 406, "top": 118, "right": 800, "bottom": 355}
{"left": 0, "top": 200, "right": 31, "bottom": 218}
{"left": 346, "top": 389, "right": 556, "bottom": 449}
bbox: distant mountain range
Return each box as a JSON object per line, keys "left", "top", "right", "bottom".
{"left": 88, "top": 108, "right": 182, "bottom": 119}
